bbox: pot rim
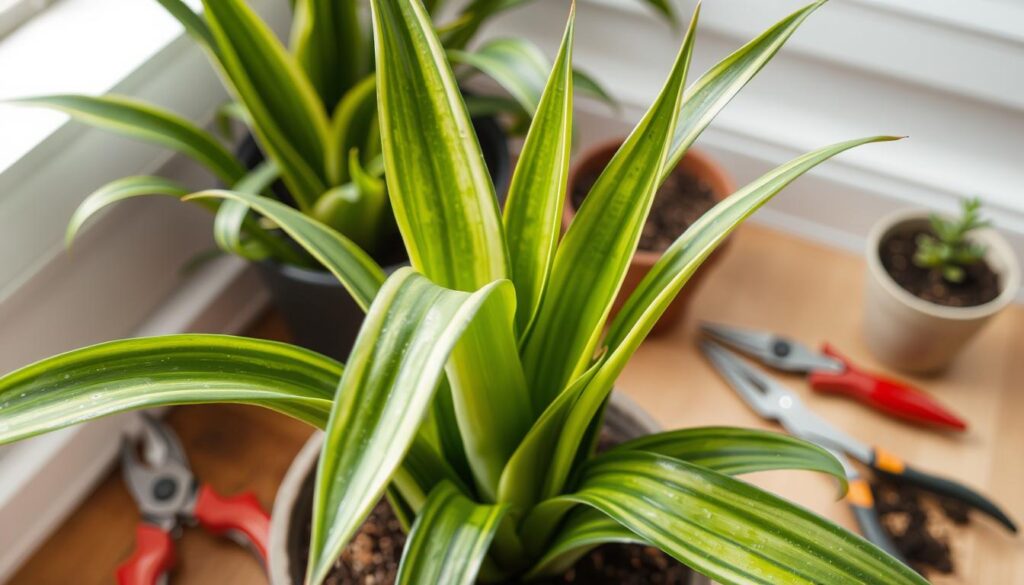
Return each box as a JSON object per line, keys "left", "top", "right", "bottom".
{"left": 865, "top": 208, "right": 1021, "bottom": 321}
{"left": 563, "top": 139, "right": 736, "bottom": 267}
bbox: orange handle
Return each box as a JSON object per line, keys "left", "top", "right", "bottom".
{"left": 193, "top": 484, "right": 270, "bottom": 563}
{"left": 116, "top": 524, "right": 175, "bottom": 585}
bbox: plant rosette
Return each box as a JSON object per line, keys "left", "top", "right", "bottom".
{"left": 864, "top": 209, "right": 1021, "bottom": 373}
{"left": 268, "top": 393, "right": 712, "bottom": 584}
{"left": 565, "top": 141, "right": 735, "bottom": 334}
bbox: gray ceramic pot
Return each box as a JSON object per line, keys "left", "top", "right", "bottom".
{"left": 267, "top": 392, "right": 711, "bottom": 584}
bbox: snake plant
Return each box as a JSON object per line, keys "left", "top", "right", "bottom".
{"left": 0, "top": 1, "right": 923, "bottom": 583}
{"left": 10, "top": 0, "right": 657, "bottom": 261}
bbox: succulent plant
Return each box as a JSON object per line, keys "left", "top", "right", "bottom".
{"left": 914, "top": 198, "right": 990, "bottom": 283}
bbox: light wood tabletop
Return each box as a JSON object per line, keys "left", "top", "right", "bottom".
{"left": 11, "top": 223, "right": 1023, "bottom": 584}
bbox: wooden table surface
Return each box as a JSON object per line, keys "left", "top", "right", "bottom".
{"left": 11, "top": 224, "right": 1023, "bottom": 584}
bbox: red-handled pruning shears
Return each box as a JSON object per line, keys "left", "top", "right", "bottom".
{"left": 116, "top": 414, "right": 270, "bottom": 585}
{"left": 700, "top": 322, "right": 967, "bottom": 431}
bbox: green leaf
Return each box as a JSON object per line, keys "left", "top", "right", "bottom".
{"left": 188, "top": 189, "right": 385, "bottom": 311}
{"left": 11, "top": 95, "right": 244, "bottom": 184}
{"left": 520, "top": 5, "right": 699, "bottom": 410}
{"left": 604, "top": 137, "right": 902, "bottom": 362}
{"left": 202, "top": 0, "right": 331, "bottom": 211}
{"left": 449, "top": 39, "right": 549, "bottom": 115}
{"left": 443, "top": 278, "right": 532, "bottom": 500}
{"left": 66, "top": 176, "right": 190, "bottom": 247}
{"left": 664, "top": 0, "right": 827, "bottom": 180}
{"left": 153, "top": 0, "right": 218, "bottom": 56}
{"left": 291, "top": 0, "right": 366, "bottom": 110}
{"left": 0, "top": 335, "right": 341, "bottom": 445}
{"left": 611, "top": 427, "right": 847, "bottom": 488}
{"left": 213, "top": 161, "right": 282, "bottom": 260}
{"left": 326, "top": 75, "right": 378, "bottom": 185}
{"left": 395, "top": 482, "right": 508, "bottom": 585}
{"left": 543, "top": 137, "right": 901, "bottom": 503}
{"left": 525, "top": 509, "right": 643, "bottom": 578}
{"left": 307, "top": 269, "right": 512, "bottom": 584}
{"left": 556, "top": 451, "right": 927, "bottom": 585}
{"left": 370, "top": 0, "right": 509, "bottom": 292}
{"left": 214, "top": 100, "right": 252, "bottom": 139}
{"left": 501, "top": 12, "right": 574, "bottom": 340}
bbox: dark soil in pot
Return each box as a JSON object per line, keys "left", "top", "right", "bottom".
{"left": 879, "top": 229, "right": 1000, "bottom": 308}
{"left": 239, "top": 113, "right": 510, "bottom": 360}
{"left": 872, "top": 478, "right": 971, "bottom": 577}
{"left": 569, "top": 162, "right": 718, "bottom": 255}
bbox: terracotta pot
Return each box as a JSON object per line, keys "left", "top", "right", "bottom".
{"left": 267, "top": 392, "right": 710, "bottom": 585}
{"left": 564, "top": 139, "right": 735, "bottom": 335}
{"left": 863, "top": 209, "right": 1021, "bottom": 374}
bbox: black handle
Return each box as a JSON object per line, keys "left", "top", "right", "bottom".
{"left": 870, "top": 447, "right": 1018, "bottom": 533}
{"left": 849, "top": 502, "right": 907, "bottom": 564}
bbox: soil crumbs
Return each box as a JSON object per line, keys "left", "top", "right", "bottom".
{"left": 880, "top": 229, "right": 1000, "bottom": 307}
{"left": 572, "top": 165, "right": 717, "bottom": 253}
{"left": 873, "top": 478, "right": 971, "bottom": 577}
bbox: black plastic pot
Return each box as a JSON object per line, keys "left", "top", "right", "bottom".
{"left": 242, "top": 114, "right": 511, "bottom": 360}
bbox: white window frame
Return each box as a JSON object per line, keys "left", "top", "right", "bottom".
{"left": 0, "top": 0, "right": 58, "bottom": 39}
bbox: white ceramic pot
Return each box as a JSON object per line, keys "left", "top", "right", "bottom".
{"left": 863, "top": 209, "right": 1020, "bottom": 374}
{"left": 267, "top": 392, "right": 711, "bottom": 585}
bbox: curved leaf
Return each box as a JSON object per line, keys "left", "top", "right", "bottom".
{"left": 326, "top": 75, "right": 378, "bottom": 185}
{"left": 11, "top": 95, "right": 244, "bottom": 184}
{"left": 188, "top": 189, "right": 385, "bottom": 311}
{"left": 520, "top": 4, "right": 699, "bottom": 411}
{"left": 370, "top": 0, "right": 509, "bottom": 292}
{"left": 664, "top": 0, "right": 827, "bottom": 181}
{"left": 611, "top": 426, "right": 846, "bottom": 489}
{"left": 66, "top": 176, "right": 189, "bottom": 247}
{"left": 154, "top": 0, "right": 217, "bottom": 56}
{"left": 0, "top": 335, "right": 341, "bottom": 445}
{"left": 525, "top": 509, "right": 642, "bottom": 578}
{"left": 557, "top": 451, "right": 926, "bottom": 584}
{"left": 213, "top": 161, "right": 283, "bottom": 260}
{"left": 501, "top": 12, "right": 574, "bottom": 336}
{"left": 395, "top": 482, "right": 508, "bottom": 585}
{"left": 202, "top": 0, "right": 330, "bottom": 211}
{"left": 307, "top": 269, "right": 512, "bottom": 584}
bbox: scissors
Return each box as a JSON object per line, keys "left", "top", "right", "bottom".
{"left": 699, "top": 339, "right": 1016, "bottom": 564}
{"left": 117, "top": 414, "right": 270, "bottom": 585}
{"left": 701, "top": 322, "right": 966, "bottom": 431}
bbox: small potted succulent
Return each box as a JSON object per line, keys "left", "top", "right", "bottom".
{"left": 0, "top": 1, "right": 922, "bottom": 583}
{"left": 13, "top": 0, "right": 661, "bottom": 359}
{"left": 864, "top": 198, "right": 1021, "bottom": 373}
{"left": 566, "top": 143, "right": 734, "bottom": 334}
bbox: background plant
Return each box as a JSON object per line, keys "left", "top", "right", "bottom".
{"left": 913, "top": 197, "right": 990, "bottom": 283}
{"left": 15, "top": 0, "right": 656, "bottom": 261}
{"left": 0, "top": 1, "right": 923, "bottom": 583}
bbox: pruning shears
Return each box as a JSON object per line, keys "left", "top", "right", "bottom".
{"left": 117, "top": 414, "right": 270, "bottom": 585}
{"left": 699, "top": 339, "right": 1016, "bottom": 564}
{"left": 701, "top": 322, "right": 967, "bottom": 431}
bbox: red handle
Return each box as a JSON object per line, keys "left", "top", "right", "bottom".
{"left": 116, "top": 524, "right": 175, "bottom": 585}
{"left": 193, "top": 484, "right": 270, "bottom": 563}
{"left": 807, "top": 344, "right": 967, "bottom": 431}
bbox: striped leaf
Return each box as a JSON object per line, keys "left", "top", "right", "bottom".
{"left": 0, "top": 335, "right": 341, "bottom": 445}
{"left": 188, "top": 189, "right": 385, "bottom": 311}
{"left": 213, "top": 161, "right": 283, "bottom": 260}
{"left": 664, "top": 0, "right": 828, "bottom": 181}
{"left": 326, "top": 75, "right": 378, "bottom": 185}
{"left": 370, "top": 0, "right": 509, "bottom": 292}
{"left": 557, "top": 451, "right": 927, "bottom": 584}
{"left": 12, "top": 95, "right": 244, "bottom": 184}
{"left": 307, "top": 269, "right": 511, "bottom": 584}
{"left": 520, "top": 6, "right": 699, "bottom": 410}
{"left": 395, "top": 482, "right": 508, "bottom": 585}
{"left": 501, "top": 12, "right": 574, "bottom": 345}
{"left": 202, "top": 0, "right": 331, "bottom": 211}
{"left": 154, "top": 0, "right": 217, "bottom": 56}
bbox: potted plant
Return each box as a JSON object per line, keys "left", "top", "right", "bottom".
{"left": 12, "top": 0, "right": 661, "bottom": 359}
{"left": 864, "top": 198, "right": 1021, "bottom": 373}
{"left": 0, "top": 1, "right": 921, "bottom": 583}
{"left": 566, "top": 142, "right": 734, "bottom": 334}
